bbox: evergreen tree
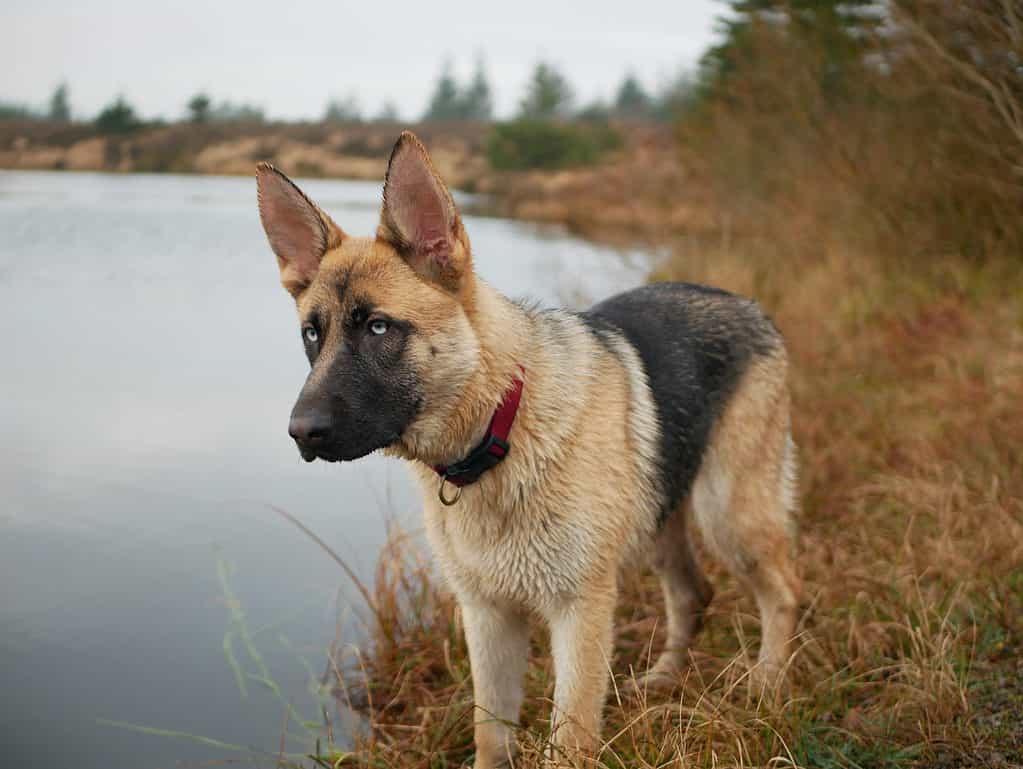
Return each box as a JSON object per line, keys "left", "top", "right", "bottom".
{"left": 324, "top": 94, "right": 363, "bottom": 123}
{"left": 187, "top": 92, "right": 211, "bottom": 123}
{"left": 373, "top": 101, "right": 401, "bottom": 123}
{"left": 461, "top": 57, "right": 494, "bottom": 120}
{"left": 701, "top": 0, "right": 881, "bottom": 99}
{"left": 519, "top": 61, "right": 574, "bottom": 119}
{"left": 576, "top": 99, "right": 611, "bottom": 122}
{"left": 652, "top": 70, "right": 697, "bottom": 121}
{"left": 614, "top": 72, "right": 650, "bottom": 117}
{"left": 0, "top": 101, "right": 37, "bottom": 120}
{"left": 210, "top": 101, "right": 264, "bottom": 122}
{"left": 95, "top": 96, "right": 141, "bottom": 133}
{"left": 48, "top": 83, "right": 71, "bottom": 122}
{"left": 423, "top": 61, "right": 463, "bottom": 121}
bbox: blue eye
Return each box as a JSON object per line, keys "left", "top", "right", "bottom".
{"left": 303, "top": 326, "right": 318, "bottom": 344}
{"left": 369, "top": 319, "right": 389, "bottom": 336}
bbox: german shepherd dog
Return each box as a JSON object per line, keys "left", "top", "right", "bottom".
{"left": 256, "top": 132, "right": 800, "bottom": 767}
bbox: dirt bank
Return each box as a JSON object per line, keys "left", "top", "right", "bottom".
{"left": 0, "top": 120, "right": 490, "bottom": 190}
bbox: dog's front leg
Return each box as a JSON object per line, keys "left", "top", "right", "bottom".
{"left": 461, "top": 599, "right": 530, "bottom": 768}
{"left": 546, "top": 576, "right": 617, "bottom": 764}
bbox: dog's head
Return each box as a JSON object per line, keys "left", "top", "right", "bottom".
{"left": 257, "top": 131, "right": 479, "bottom": 463}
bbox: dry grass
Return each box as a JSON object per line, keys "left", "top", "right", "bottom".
{"left": 311, "top": 241, "right": 1021, "bottom": 769}
{"left": 294, "top": 9, "right": 1023, "bottom": 767}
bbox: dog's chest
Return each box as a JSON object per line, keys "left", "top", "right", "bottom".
{"left": 423, "top": 492, "right": 596, "bottom": 609}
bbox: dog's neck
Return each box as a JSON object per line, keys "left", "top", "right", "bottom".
{"left": 392, "top": 278, "right": 531, "bottom": 468}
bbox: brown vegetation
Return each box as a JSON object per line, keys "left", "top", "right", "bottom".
{"left": 319, "top": 200, "right": 1022, "bottom": 768}
{"left": 484, "top": 124, "right": 706, "bottom": 243}
{"left": 0, "top": 121, "right": 490, "bottom": 189}
{"left": 301, "top": 4, "right": 1023, "bottom": 768}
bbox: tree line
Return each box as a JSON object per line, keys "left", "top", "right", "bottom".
{"left": 0, "top": 83, "right": 71, "bottom": 122}
{"left": 0, "top": 57, "right": 694, "bottom": 131}
{"left": 421, "top": 59, "right": 694, "bottom": 123}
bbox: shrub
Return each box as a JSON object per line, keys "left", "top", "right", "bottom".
{"left": 186, "top": 92, "right": 211, "bottom": 124}
{"left": 0, "top": 101, "right": 40, "bottom": 121}
{"left": 486, "top": 119, "right": 621, "bottom": 171}
{"left": 94, "top": 96, "right": 142, "bottom": 134}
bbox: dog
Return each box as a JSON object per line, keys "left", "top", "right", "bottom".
{"left": 256, "top": 131, "right": 800, "bottom": 768}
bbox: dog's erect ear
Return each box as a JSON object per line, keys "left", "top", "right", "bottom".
{"left": 377, "top": 131, "right": 469, "bottom": 292}
{"left": 256, "top": 163, "right": 345, "bottom": 297}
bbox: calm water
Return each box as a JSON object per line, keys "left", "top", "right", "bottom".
{"left": 0, "top": 170, "right": 647, "bottom": 768}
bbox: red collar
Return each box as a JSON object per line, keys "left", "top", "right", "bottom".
{"left": 434, "top": 370, "right": 525, "bottom": 492}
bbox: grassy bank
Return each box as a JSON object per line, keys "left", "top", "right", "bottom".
{"left": 314, "top": 232, "right": 1021, "bottom": 769}
{"left": 303, "top": 6, "right": 1022, "bottom": 768}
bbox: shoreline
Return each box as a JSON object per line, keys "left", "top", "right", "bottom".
{"left": 0, "top": 121, "right": 490, "bottom": 189}
{"left": 0, "top": 121, "right": 697, "bottom": 250}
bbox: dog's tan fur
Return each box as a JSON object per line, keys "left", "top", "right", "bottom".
{"left": 257, "top": 132, "right": 800, "bottom": 768}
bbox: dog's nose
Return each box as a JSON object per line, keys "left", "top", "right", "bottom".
{"left": 288, "top": 410, "right": 332, "bottom": 444}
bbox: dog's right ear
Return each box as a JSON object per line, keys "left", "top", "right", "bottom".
{"left": 256, "top": 163, "right": 345, "bottom": 297}
{"left": 377, "top": 131, "right": 469, "bottom": 294}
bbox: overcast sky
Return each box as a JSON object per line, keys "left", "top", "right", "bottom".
{"left": 1, "top": 0, "right": 724, "bottom": 121}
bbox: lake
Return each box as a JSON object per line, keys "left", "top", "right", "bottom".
{"left": 0, "top": 170, "right": 648, "bottom": 768}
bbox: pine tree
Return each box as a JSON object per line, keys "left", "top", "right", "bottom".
{"left": 576, "top": 100, "right": 611, "bottom": 122}
{"left": 48, "top": 82, "right": 71, "bottom": 122}
{"left": 210, "top": 101, "right": 264, "bottom": 123}
{"left": 461, "top": 57, "right": 494, "bottom": 121}
{"left": 614, "top": 73, "right": 650, "bottom": 117}
{"left": 423, "top": 61, "right": 463, "bottom": 121}
{"left": 651, "top": 71, "right": 697, "bottom": 121}
{"left": 700, "top": 0, "right": 881, "bottom": 98}
{"left": 95, "top": 96, "right": 141, "bottom": 134}
{"left": 0, "top": 102, "right": 37, "bottom": 120}
{"left": 324, "top": 94, "right": 362, "bottom": 123}
{"left": 187, "top": 92, "right": 211, "bottom": 123}
{"left": 373, "top": 101, "right": 401, "bottom": 123}
{"left": 519, "top": 62, "right": 574, "bottom": 119}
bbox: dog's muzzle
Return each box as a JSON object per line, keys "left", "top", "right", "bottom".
{"left": 289, "top": 410, "right": 335, "bottom": 462}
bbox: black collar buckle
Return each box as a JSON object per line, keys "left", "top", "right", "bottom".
{"left": 441, "top": 433, "right": 510, "bottom": 488}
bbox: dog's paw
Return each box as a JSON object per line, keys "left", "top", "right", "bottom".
{"left": 620, "top": 664, "right": 685, "bottom": 700}
{"left": 747, "top": 659, "right": 788, "bottom": 702}
{"left": 468, "top": 747, "right": 518, "bottom": 769}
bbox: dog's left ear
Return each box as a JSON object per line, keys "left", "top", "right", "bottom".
{"left": 257, "top": 163, "right": 345, "bottom": 298}
{"left": 378, "top": 131, "right": 470, "bottom": 293}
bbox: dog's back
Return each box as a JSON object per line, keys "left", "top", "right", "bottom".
{"left": 582, "top": 282, "right": 784, "bottom": 523}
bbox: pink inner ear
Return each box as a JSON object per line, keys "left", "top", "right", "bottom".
{"left": 386, "top": 152, "right": 452, "bottom": 261}
{"left": 258, "top": 171, "right": 328, "bottom": 286}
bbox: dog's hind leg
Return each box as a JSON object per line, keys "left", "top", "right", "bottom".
{"left": 632, "top": 502, "right": 713, "bottom": 690}
{"left": 691, "top": 352, "right": 801, "bottom": 686}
